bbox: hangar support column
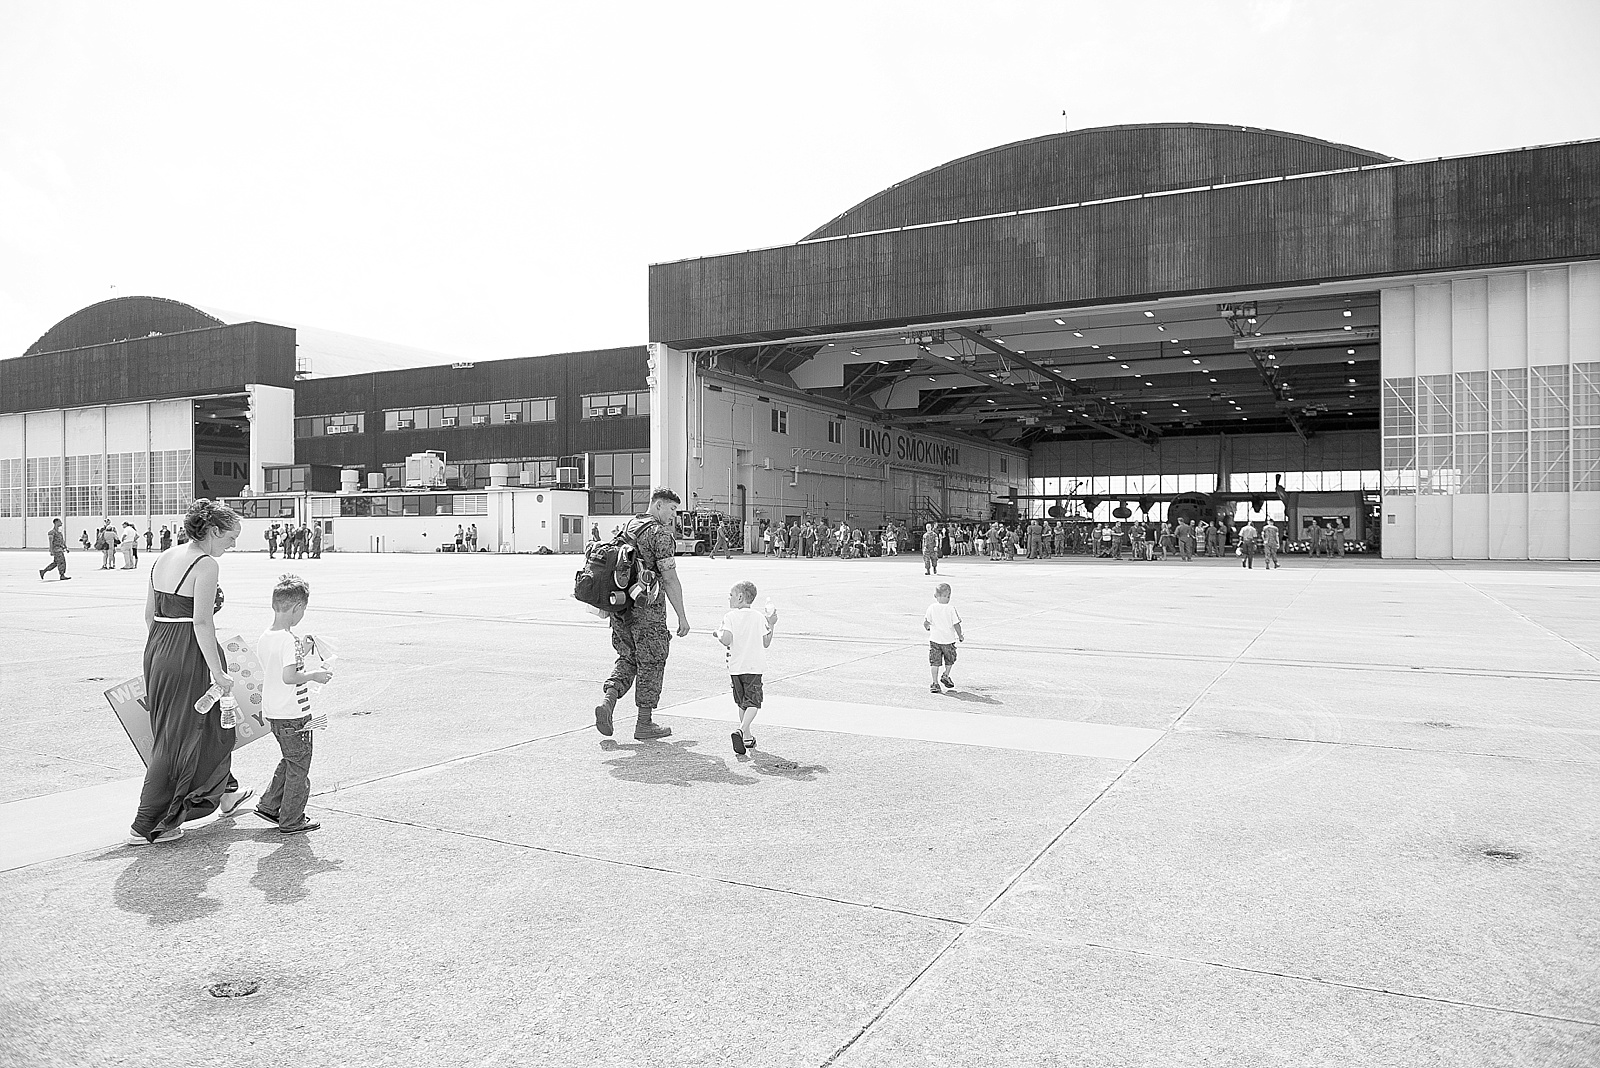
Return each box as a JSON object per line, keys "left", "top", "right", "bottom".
{"left": 648, "top": 342, "right": 694, "bottom": 500}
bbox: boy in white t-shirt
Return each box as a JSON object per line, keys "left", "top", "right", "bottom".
{"left": 714, "top": 580, "right": 776, "bottom": 756}
{"left": 923, "top": 582, "right": 965, "bottom": 693}
{"left": 254, "top": 574, "right": 333, "bottom": 834}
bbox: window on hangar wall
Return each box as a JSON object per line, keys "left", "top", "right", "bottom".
{"left": 582, "top": 392, "right": 649, "bottom": 420}
{"left": 771, "top": 409, "right": 788, "bottom": 434}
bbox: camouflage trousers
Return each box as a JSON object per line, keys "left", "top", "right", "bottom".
{"left": 606, "top": 611, "right": 673, "bottom": 711}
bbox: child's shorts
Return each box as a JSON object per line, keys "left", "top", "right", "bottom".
{"left": 731, "top": 673, "right": 763, "bottom": 710}
{"left": 928, "top": 641, "right": 958, "bottom": 667}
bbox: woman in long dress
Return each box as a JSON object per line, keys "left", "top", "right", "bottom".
{"left": 129, "top": 499, "right": 251, "bottom": 844}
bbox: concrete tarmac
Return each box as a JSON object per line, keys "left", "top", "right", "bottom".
{"left": 2, "top": 546, "right": 1597, "bottom": 1066}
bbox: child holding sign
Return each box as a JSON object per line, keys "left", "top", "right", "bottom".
{"left": 254, "top": 575, "right": 333, "bottom": 834}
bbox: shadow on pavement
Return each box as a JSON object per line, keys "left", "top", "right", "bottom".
{"left": 944, "top": 690, "right": 1002, "bottom": 706}
{"left": 90, "top": 823, "right": 256, "bottom": 927}
{"left": 250, "top": 834, "right": 344, "bottom": 904}
{"left": 742, "top": 750, "right": 829, "bottom": 782}
{"left": 599, "top": 738, "right": 757, "bottom": 788}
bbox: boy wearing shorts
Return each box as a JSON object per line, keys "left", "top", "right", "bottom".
{"left": 923, "top": 582, "right": 965, "bottom": 692}
{"left": 714, "top": 580, "right": 776, "bottom": 755}
{"left": 254, "top": 574, "right": 333, "bottom": 834}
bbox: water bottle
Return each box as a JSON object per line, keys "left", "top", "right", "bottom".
{"left": 764, "top": 600, "right": 776, "bottom": 628}
{"left": 194, "top": 684, "right": 222, "bottom": 714}
{"left": 218, "top": 693, "right": 240, "bottom": 729}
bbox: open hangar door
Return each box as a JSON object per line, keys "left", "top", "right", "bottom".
{"left": 688, "top": 286, "right": 1380, "bottom": 533}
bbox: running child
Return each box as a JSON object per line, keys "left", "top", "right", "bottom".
{"left": 714, "top": 580, "right": 776, "bottom": 755}
{"left": 923, "top": 582, "right": 965, "bottom": 692}
{"left": 254, "top": 574, "right": 333, "bottom": 834}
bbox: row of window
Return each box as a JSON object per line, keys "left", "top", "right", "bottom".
{"left": 584, "top": 392, "right": 649, "bottom": 420}
{"left": 326, "top": 494, "right": 489, "bottom": 518}
{"left": 296, "top": 392, "right": 652, "bottom": 438}
{"left": 592, "top": 488, "right": 652, "bottom": 516}
{"left": 296, "top": 413, "right": 365, "bottom": 437}
{"left": 1031, "top": 471, "right": 1383, "bottom": 498}
{"left": 377, "top": 457, "right": 568, "bottom": 489}
{"left": 384, "top": 398, "right": 558, "bottom": 432}
{"left": 0, "top": 451, "right": 191, "bottom": 517}
{"left": 591, "top": 451, "right": 650, "bottom": 488}
{"left": 1383, "top": 430, "right": 1600, "bottom": 494}
{"left": 1383, "top": 367, "right": 1600, "bottom": 494}
{"left": 1384, "top": 366, "right": 1600, "bottom": 436}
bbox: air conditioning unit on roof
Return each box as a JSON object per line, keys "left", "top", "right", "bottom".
{"left": 556, "top": 465, "right": 580, "bottom": 484}
{"left": 504, "top": 411, "right": 522, "bottom": 423}
{"left": 470, "top": 415, "right": 488, "bottom": 426}
{"left": 397, "top": 419, "right": 414, "bottom": 429}
{"left": 440, "top": 416, "right": 458, "bottom": 427}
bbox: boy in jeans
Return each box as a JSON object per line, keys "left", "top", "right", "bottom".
{"left": 714, "top": 580, "right": 776, "bottom": 755}
{"left": 254, "top": 575, "right": 333, "bottom": 834}
{"left": 923, "top": 582, "right": 965, "bottom": 692}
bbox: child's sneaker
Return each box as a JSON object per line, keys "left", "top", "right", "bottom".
{"left": 941, "top": 675, "right": 955, "bottom": 689}
{"left": 730, "top": 731, "right": 747, "bottom": 756}
{"left": 930, "top": 683, "right": 941, "bottom": 693}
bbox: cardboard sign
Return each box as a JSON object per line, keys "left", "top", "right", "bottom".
{"left": 104, "top": 634, "right": 273, "bottom": 767}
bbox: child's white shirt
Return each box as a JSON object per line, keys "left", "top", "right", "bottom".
{"left": 257, "top": 628, "right": 312, "bottom": 720}
{"left": 924, "top": 601, "right": 963, "bottom": 644}
{"left": 719, "top": 607, "right": 770, "bottom": 675}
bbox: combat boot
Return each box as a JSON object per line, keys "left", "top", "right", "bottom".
{"left": 633, "top": 709, "right": 672, "bottom": 741}
{"left": 594, "top": 686, "right": 618, "bottom": 736}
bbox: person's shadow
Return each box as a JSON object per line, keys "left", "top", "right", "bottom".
{"left": 943, "top": 690, "right": 1002, "bottom": 707}
{"left": 250, "top": 833, "right": 344, "bottom": 904}
{"left": 740, "top": 749, "right": 829, "bottom": 783}
{"left": 599, "top": 738, "right": 758, "bottom": 788}
{"left": 94, "top": 824, "right": 254, "bottom": 927}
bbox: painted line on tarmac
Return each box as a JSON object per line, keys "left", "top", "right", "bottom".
{"left": 657, "top": 694, "right": 1162, "bottom": 761}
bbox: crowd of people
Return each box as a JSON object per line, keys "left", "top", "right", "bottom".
{"left": 264, "top": 522, "right": 322, "bottom": 560}
{"left": 717, "top": 513, "right": 1361, "bottom": 567}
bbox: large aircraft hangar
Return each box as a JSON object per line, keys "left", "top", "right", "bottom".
{"left": 647, "top": 123, "right": 1600, "bottom": 559}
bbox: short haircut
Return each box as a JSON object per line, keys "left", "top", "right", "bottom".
{"left": 650, "top": 487, "right": 682, "bottom": 506}
{"left": 732, "top": 580, "right": 757, "bottom": 603}
{"left": 271, "top": 573, "right": 311, "bottom": 610}
{"left": 935, "top": 582, "right": 952, "bottom": 596}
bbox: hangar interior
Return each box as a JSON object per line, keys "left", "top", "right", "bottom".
{"left": 690, "top": 284, "right": 1381, "bottom": 530}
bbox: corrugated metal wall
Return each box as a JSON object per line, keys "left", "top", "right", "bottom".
{"left": 2, "top": 322, "right": 296, "bottom": 413}
{"left": 651, "top": 142, "right": 1600, "bottom": 348}
{"left": 292, "top": 346, "right": 649, "bottom": 470}
{"left": 806, "top": 125, "right": 1391, "bottom": 240}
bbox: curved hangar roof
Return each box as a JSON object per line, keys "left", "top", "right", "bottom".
{"left": 22, "top": 295, "right": 468, "bottom": 378}
{"left": 806, "top": 123, "right": 1395, "bottom": 240}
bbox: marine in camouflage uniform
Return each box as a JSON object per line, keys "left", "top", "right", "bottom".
{"left": 596, "top": 489, "right": 691, "bottom": 741}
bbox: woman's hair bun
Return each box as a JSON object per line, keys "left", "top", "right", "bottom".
{"left": 183, "top": 498, "right": 241, "bottom": 541}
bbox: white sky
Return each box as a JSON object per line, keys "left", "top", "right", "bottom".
{"left": 2, "top": 0, "right": 1597, "bottom": 364}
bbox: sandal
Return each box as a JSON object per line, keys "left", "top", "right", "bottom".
{"left": 218, "top": 788, "right": 254, "bottom": 818}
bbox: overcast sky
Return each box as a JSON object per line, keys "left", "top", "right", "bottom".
{"left": 2, "top": 0, "right": 1597, "bottom": 364}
